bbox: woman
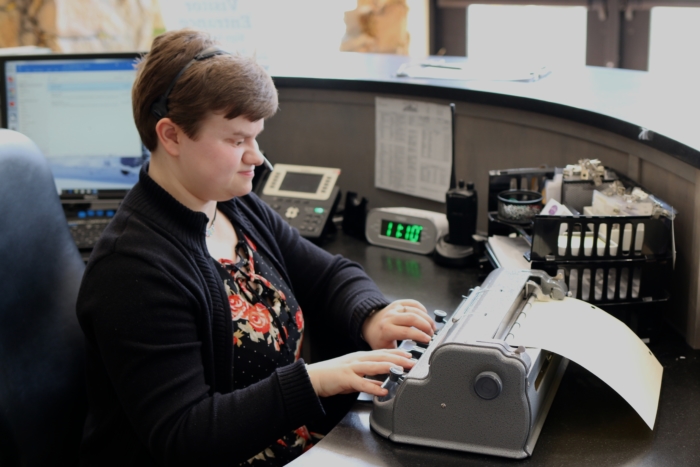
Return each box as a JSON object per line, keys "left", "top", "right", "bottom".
{"left": 76, "top": 29, "right": 435, "bottom": 466}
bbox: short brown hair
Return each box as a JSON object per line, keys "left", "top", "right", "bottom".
{"left": 132, "top": 29, "right": 279, "bottom": 151}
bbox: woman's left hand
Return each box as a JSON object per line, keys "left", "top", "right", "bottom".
{"left": 361, "top": 299, "right": 436, "bottom": 350}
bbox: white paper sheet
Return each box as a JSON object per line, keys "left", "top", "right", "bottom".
{"left": 508, "top": 297, "right": 663, "bottom": 429}
{"left": 487, "top": 235, "right": 531, "bottom": 270}
{"left": 374, "top": 97, "right": 452, "bottom": 203}
{"left": 395, "top": 60, "right": 551, "bottom": 82}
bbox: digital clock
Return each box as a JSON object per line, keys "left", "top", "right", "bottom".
{"left": 380, "top": 220, "right": 424, "bottom": 243}
{"left": 366, "top": 207, "right": 448, "bottom": 255}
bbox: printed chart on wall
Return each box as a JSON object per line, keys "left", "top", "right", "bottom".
{"left": 375, "top": 97, "right": 452, "bottom": 203}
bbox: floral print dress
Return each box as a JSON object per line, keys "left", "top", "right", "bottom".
{"left": 213, "top": 227, "right": 322, "bottom": 466}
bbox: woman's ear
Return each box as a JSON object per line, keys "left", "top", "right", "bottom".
{"left": 155, "top": 118, "right": 182, "bottom": 157}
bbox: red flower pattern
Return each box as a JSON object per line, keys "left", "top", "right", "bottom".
{"left": 221, "top": 234, "right": 311, "bottom": 465}
{"left": 294, "top": 426, "right": 312, "bottom": 442}
{"left": 228, "top": 294, "right": 250, "bottom": 321}
{"left": 295, "top": 310, "right": 304, "bottom": 330}
{"left": 247, "top": 302, "right": 271, "bottom": 334}
{"left": 294, "top": 426, "right": 315, "bottom": 452}
{"left": 244, "top": 235, "right": 257, "bottom": 251}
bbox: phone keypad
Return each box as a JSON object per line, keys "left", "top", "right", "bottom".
{"left": 266, "top": 196, "right": 328, "bottom": 237}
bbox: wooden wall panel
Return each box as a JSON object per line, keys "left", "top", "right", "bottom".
{"left": 457, "top": 113, "right": 629, "bottom": 230}
{"left": 639, "top": 162, "right": 696, "bottom": 341}
{"left": 260, "top": 91, "right": 446, "bottom": 214}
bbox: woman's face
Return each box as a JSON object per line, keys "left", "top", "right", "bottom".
{"left": 176, "top": 113, "right": 265, "bottom": 203}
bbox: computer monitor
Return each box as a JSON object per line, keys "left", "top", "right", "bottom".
{"left": 0, "top": 52, "right": 146, "bottom": 199}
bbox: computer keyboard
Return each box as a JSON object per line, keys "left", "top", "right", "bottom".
{"left": 67, "top": 219, "right": 111, "bottom": 250}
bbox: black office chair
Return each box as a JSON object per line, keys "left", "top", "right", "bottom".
{"left": 0, "top": 129, "right": 87, "bottom": 466}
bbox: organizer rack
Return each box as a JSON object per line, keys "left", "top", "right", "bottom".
{"left": 487, "top": 167, "right": 675, "bottom": 307}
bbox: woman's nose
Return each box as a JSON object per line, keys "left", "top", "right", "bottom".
{"left": 246, "top": 140, "right": 265, "bottom": 166}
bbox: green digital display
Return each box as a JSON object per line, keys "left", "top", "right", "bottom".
{"left": 380, "top": 219, "right": 423, "bottom": 243}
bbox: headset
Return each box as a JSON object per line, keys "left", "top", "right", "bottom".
{"left": 150, "top": 46, "right": 231, "bottom": 120}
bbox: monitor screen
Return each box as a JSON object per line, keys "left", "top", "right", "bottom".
{"left": 1, "top": 53, "right": 146, "bottom": 197}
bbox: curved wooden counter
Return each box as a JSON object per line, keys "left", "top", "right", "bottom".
{"left": 258, "top": 52, "right": 700, "bottom": 348}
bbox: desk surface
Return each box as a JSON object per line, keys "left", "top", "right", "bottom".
{"left": 292, "top": 232, "right": 700, "bottom": 467}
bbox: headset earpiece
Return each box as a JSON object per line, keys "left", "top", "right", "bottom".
{"left": 150, "top": 46, "right": 231, "bottom": 120}
{"left": 150, "top": 96, "right": 168, "bottom": 120}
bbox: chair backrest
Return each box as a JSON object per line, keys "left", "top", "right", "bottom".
{"left": 0, "top": 129, "right": 87, "bottom": 466}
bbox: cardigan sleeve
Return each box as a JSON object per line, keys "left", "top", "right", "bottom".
{"left": 77, "top": 253, "right": 324, "bottom": 466}
{"left": 240, "top": 195, "right": 391, "bottom": 351}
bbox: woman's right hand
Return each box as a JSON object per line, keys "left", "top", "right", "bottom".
{"left": 305, "top": 349, "right": 415, "bottom": 398}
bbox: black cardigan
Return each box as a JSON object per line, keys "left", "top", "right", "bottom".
{"left": 76, "top": 167, "right": 389, "bottom": 466}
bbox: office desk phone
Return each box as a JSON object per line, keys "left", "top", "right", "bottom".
{"left": 258, "top": 163, "right": 341, "bottom": 240}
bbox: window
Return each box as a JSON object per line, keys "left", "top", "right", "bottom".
{"left": 649, "top": 7, "right": 700, "bottom": 76}
{"left": 159, "top": 0, "right": 354, "bottom": 59}
{"left": 158, "top": 0, "right": 428, "bottom": 58}
{"left": 467, "top": 4, "right": 587, "bottom": 68}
